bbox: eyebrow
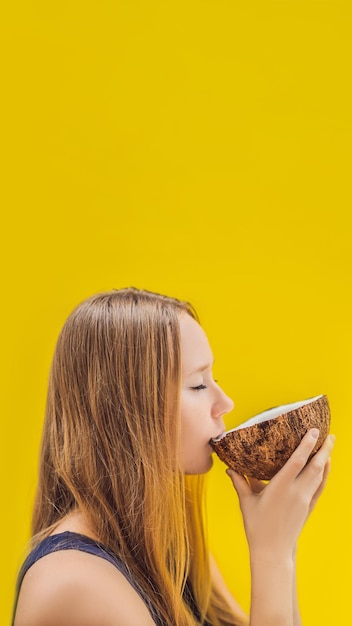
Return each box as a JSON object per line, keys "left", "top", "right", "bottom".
{"left": 186, "top": 360, "right": 214, "bottom": 376}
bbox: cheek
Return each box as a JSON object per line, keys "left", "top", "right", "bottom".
{"left": 180, "top": 400, "right": 198, "bottom": 449}
{"left": 180, "top": 396, "right": 210, "bottom": 454}
{"left": 180, "top": 395, "right": 201, "bottom": 434}
{"left": 179, "top": 404, "right": 214, "bottom": 474}
{"left": 180, "top": 388, "right": 211, "bottom": 429}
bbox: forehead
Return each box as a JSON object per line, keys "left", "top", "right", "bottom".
{"left": 179, "top": 314, "right": 213, "bottom": 376}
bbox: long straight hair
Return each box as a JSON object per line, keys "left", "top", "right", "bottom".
{"left": 32, "top": 288, "right": 247, "bottom": 626}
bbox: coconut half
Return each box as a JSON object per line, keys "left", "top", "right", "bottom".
{"left": 210, "top": 394, "right": 330, "bottom": 480}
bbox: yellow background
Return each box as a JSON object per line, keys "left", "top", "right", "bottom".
{"left": 1, "top": 1, "right": 351, "bottom": 623}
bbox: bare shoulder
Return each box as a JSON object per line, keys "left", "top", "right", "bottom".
{"left": 14, "top": 549, "right": 156, "bottom": 626}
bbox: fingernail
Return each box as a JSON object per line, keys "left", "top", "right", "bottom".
{"left": 311, "top": 428, "right": 319, "bottom": 439}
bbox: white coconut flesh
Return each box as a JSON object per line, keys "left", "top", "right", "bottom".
{"left": 213, "top": 394, "right": 323, "bottom": 441}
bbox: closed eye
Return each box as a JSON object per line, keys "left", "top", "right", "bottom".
{"left": 191, "top": 384, "right": 207, "bottom": 390}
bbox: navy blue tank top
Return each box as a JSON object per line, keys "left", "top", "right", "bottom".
{"left": 13, "top": 531, "right": 212, "bottom": 626}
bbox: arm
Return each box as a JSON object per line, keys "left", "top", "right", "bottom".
{"left": 227, "top": 429, "right": 335, "bottom": 626}
{"left": 249, "top": 553, "right": 294, "bottom": 625}
{"left": 292, "top": 550, "right": 302, "bottom": 626}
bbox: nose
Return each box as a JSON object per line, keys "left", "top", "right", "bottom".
{"left": 211, "top": 386, "right": 234, "bottom": 420}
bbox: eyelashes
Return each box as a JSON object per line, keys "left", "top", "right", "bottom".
{"left": 190, "top": 380, "right": 218, "bottom": 391}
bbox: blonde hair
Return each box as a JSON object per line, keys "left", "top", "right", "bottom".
{"left": 32, "top": 288, "right": 247, "bottom": 626}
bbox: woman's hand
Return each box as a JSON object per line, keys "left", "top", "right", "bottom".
{"left": 227, "top": 429, "right": 335, "bottom": 563}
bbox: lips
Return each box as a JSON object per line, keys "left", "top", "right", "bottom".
{"left": 210, "top": 431, "right": 225, "bottom": 444}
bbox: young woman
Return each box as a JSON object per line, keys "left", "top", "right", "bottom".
{"left": 13, "top": 288, "right": 334, "bottom": 626}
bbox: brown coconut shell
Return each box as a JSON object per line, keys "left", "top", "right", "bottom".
{"left": 211, "top": 394, "right": 330, "bottom": 480}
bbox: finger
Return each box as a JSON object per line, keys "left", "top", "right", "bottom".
{"left": 309, "top": 457, "right": 331, "bottom": 512}
{"left": 299, "top": 435, "right": 335, "bottom": 492}
{"left": 273, "top": 428, "right": 321, "bottom": 482}
{"left": 226, "top": 469, "right": 252, "bottom": 499}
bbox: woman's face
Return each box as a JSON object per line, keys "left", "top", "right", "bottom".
{"left": 179, "top": 314, "right": 234, "bottom": 474}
